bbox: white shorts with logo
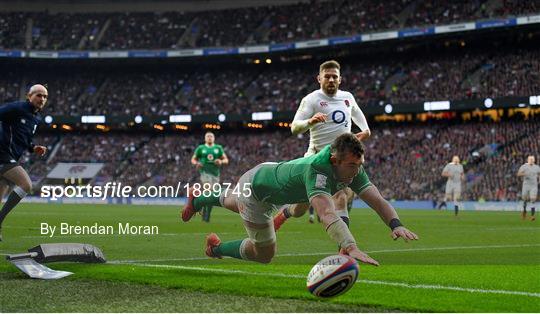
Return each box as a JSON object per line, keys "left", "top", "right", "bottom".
{"left": 522, "top": 184, "right": 538, "bottom": 200}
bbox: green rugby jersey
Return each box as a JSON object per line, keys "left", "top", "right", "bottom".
{"left": 193, "top": 144, "right": 225, "bottom": 177}
{"left": 251, "top": 145, "right": 371, "bottom": 205}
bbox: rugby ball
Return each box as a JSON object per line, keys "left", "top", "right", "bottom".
{"left": 306, "top": 254, "right": 359, "bottom": 298}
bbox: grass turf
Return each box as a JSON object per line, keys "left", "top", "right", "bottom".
{"left": 0, "top": 203, "right": 539, "bottom": 312}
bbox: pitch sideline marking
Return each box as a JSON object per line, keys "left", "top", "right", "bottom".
{"left": 118, "top": 262, "right": 540, "bottom": 298}
{"left": 112, "top": 243, "right": 540, "bottom": 263}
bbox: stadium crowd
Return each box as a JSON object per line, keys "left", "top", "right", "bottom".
{"left": 1, "top": 0, "right": 538, "bottom": 50}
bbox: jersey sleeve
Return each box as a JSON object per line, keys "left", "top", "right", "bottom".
{"left": 304, "top": 167, "right": 332, "bottom": 201}
{"left": 217, "top": 145, "right": 224, "bottom": 158}
{"left": 293, "top": 96, "right": 315, "bottom": 123}
{"left": 0, "top": 103, "right": 20, "bottom": 122}
{"left": 350, "top": 96, "right": 369, "bottom": 132}
{"left": 442, "top": 164, "right": 450, "bottom": 173}
{"left": 350, "top": 167, "right": 372, "bottom": 195}
{"left": 192, "top": 145, "right": 202, "bottom": 159}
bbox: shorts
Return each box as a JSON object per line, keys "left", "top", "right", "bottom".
{"left": 522, "top": 185, "right": 538, "bottom": 201}
{"left": 200, "top": 172, "right": 220, "bottom": 185}
{"left": 0, "top": 162, "right": 18, "bottom": 176}
{"left": 445, "top": 183, "right": 461, "bottom": 198}
{"left": 234, "top": 163, "right": 279, "bottom": 225}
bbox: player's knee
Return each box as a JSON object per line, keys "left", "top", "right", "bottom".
{"left": 255, "top": 255, "right": 274, "bottom": 264}
{"left": 253, "top": 244, "right": 275, "bottom": 264}
{"left": 222, "top": 196, "right": 238, "bottom": 212}
{"left": 19, "top": 181, "right": 32, "bottom": 194}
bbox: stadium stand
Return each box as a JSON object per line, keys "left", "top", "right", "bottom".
{"left": 1, "top": 0, "right": 539, "bottom": 50}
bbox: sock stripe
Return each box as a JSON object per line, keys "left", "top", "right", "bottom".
{"left": 13, "top": 186, "right": 27, "bottom": 198}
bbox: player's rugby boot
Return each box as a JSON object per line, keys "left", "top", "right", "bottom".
{"left": 205, "top": 233, "right": 223, "bottom": 259}
{"left": 273, "top": 207, "right": 288, "bottom": 231}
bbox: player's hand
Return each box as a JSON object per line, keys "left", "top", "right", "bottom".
{"left": 308, "top": 112, "right": 327, "bottom": 125}
{"left": 391, "top": 226, "right": 419, "bottom": 242}
{"left": 195, "top": 162, "right": 203, "bottom": 170}
{"left": 33, "top": 145, "right": 47, "bottom": 156}
{"left": 355, "top": 130, "right": 370, "bottom": 141}
{"left": 341, "top": 244, "right": 379, "bottom": 266}
{"left": 214, "top": 159, "right": 222, "bottom": 166}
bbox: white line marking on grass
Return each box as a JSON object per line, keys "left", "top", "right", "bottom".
{"left": 485, "top": 227, "right": 540, "bottom": 231}
{"left": 111, "top": 243, "right": 540, "bottom": 263}
{"left": 366, "top": 243, "right": 540, "bottom": 254}
{"left": 117, "top": 262, "right": 540, "bottom": 298}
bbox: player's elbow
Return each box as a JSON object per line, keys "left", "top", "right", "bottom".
{"left": 290, "top": 125, "right": 301, "bottom": 135}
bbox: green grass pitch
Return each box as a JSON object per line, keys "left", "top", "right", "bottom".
{"left": 0, "top": 203, "right": 539, "bottom": 312}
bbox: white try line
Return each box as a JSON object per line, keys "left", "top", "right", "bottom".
{"left": 21, "top": 231, "right": 303, "bottom": 239}
{"left": 111, "top": 243, "right": 540, "bottom": 263}
{"left": 116, "top": 262, "right": 540, "bottom": 298}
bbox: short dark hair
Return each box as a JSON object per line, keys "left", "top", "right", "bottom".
{"left": 331, "top": 133, "right": 365, "bottom": 159}
{"left": 319, "top": 60, "right": 340, "bottom": 73}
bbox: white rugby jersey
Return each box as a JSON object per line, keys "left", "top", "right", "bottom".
{"left": 443, "top": 163, "right": 464, "bottom": 184}
{"left": 292, "top": 89, "right": 369, "bottom": 154}
{"left": 518, "top": 163, "right": 540, "bottom": 186}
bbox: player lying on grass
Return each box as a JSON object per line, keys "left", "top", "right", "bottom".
{"left": 182, "top": 133, "right": 418, "bottom": 265}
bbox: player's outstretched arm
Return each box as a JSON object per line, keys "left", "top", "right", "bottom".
{"left": 351, "top": 100, "right": 371, "bottom": 140}
{"left": 311, "top": 194, "right": 379, "bottom": 266}
{"left": 359, "top": 186, "right": 419, "bottom": 242}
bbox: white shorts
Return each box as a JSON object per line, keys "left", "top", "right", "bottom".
{"left": 235, "top": 163, "right": 279, "bottom": 225}
{"left": 200, "top": 173, "right": 220, "bottom": 185}
{"left": 445, "top": 183, "right": 461, "bottom": 198}
{"left": 522, "top": 185, "right": 538, "bottom": 201}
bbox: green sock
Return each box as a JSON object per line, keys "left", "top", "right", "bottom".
{"left": 193, "top": 195, "right": 220, "bottom": 212}
{"left": 214, "top": 239, "right": 246, "bottom": 260}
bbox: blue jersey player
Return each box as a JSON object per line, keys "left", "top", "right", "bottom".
{"left": 0, "top": 84, "right": 48, "bottom": 241}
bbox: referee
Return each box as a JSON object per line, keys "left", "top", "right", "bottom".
{"left": 0, "top": 84, "right": 48, "bottom": 241}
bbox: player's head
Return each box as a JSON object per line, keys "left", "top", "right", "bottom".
{"left": 330, "top": 133, "right": 365, "bottom": 184}
{"left": 205, "top": 132, "right": 215, "bottom": 145}
{"left": 317, "top": 60, "right": 341, "bottom": 96}
{"left": 528, "top": 155, "right": 535, "bottom": 164}
{"left": 27, "top": 84, "right": 48, "bottom": 111}
{"left": 452, "top": 155, "right": 460, "bottom": 164}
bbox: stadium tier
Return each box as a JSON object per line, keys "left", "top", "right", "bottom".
{"left": 0, "top": 47, "right": 539, "bottom": 115}
{"left": 0, "top": 0, "right": 539, "bottom": 50}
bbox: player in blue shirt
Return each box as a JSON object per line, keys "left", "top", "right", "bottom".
{"left": 0, "top": 84, "right": 48, "bottom": 241}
